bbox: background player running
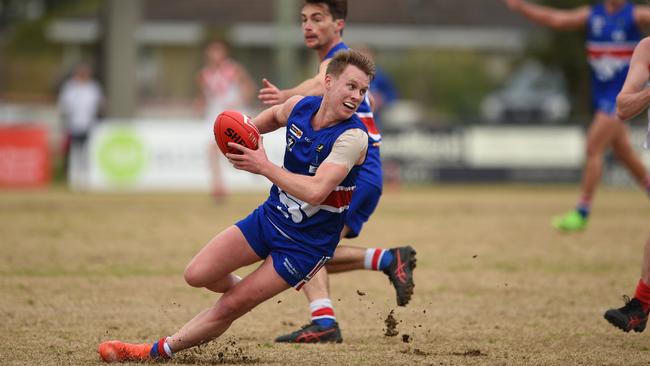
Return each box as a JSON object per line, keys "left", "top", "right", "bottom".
{"left": 504, "top": 0, "right": 650, "bottom": 231}
{"left": 98, "top": 50, "right": 375, "bottom": 362}
{"left": 258, "top": 0, "right": 415, "bottom": 343}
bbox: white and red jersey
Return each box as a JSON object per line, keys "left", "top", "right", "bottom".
{"left": 199, "top": 60, "right": 247, "bottom": 120}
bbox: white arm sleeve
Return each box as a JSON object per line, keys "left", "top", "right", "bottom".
{"left": 322, "top": 128, "right": 368, "bottom": 170}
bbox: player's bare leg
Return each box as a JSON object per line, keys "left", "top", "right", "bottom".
{"left": 553, "top": 113, "right": 620, "bottom": 231}
{"left": 168, "top": 258, "right": 289, "bottom": 351}
{"left": 611, "top": 122, "right": 650, "bottom": 190}
{"left": 325, "top": 245, "right": 366, "bottom": 272}
{"left": 642, "top": 237, "right": 650, "bottom": 285}
{"left": 98, "top": 226, "right": 285, "bottom": 362}
{"left": 184, "top": 226, "right": 260, "bottom": 292}
{"left": 303, "top": 266, "right": 331, "bottom": 299}
{"left": 582, "top": 113, "right": 620, "bottom": 196}
{"left": 275, "top": 226, "right": 417, "bottom": 343}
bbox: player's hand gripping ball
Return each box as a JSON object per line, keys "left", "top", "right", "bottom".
{"left": 213, "top": 110, "right": 260, "bottom": 155}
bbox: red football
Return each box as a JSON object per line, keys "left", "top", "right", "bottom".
{"left": 213, "top": 110, "right": 260, "bottom": 155}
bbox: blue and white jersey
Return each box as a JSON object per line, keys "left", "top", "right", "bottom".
{"left": 324, "top": 42, "right": 383, "bottom": 191}
{"left": 587, "top": 2, "right": 642, "bottom": 113}
{"left": 261, "top": 96, "right": 367, "bottom": 256}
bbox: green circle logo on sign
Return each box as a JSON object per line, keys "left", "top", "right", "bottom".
{"left": 97, "top": 129, "right": 146, "bottom": 184}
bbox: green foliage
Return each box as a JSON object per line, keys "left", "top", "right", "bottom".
{"left": 385, "top": 50, "right": 497, "bottom": 123}
{"left": 2, "top": 0, "right": 103, "bottom": 96}
{"left": 7, "top": 17, "right": 59, "bottom": 55}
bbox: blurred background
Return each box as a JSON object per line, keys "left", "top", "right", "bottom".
{"left": 1, "top": 0, "right": 649, "bottom": 192}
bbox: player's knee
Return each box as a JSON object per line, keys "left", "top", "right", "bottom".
{"left": 612, "top": 143, "right": 633, "bottom": 160}
{"left": 183, "top": 264, "right": 206, "bottom": 288}
{"left": 585, "top": 142, "right": 604, "bottom": 159}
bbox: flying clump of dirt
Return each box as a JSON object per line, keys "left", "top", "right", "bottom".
{"left": 384, "top": 309, "right": 399, "bottom": 337}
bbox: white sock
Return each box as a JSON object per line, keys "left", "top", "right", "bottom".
{"left": 364, "top": 248, "right": 386, "bottom": 270}
{"left": 309, "top": 298, "right": 335, "bottom": 322}
{"left": 163, "top": 339, "right": 173, "bottom": 358}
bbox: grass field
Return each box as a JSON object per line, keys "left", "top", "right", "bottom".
{"left": 2, "top": 185, "right": 650, "bottom": 365}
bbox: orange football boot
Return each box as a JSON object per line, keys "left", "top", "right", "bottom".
{"left": 98, "top": 340, "right": 151, "bottom": 363}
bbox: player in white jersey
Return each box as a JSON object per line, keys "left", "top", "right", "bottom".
{"left": 196, "top": 40, "right": 255, "bottom": 201}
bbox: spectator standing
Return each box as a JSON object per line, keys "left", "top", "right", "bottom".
{"left": 58, "top": 63, "right": 104, "bottom": 190}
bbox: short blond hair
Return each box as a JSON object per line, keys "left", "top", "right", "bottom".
{"left": 326, "top": 49, "right": 375, "bottom": 81}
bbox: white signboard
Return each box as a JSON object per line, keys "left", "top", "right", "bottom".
{"left": 88, "top": 120, "right": 286, "bottom": 191}
{"left": 464, "top": 126, "right": 585, "bottom": 168}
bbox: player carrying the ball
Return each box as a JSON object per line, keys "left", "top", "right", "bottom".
{"left": 98, "top": 49, "right": 375, "bottom": 362}
{"left": 258, "top": 0, "right": 416, "bottom": 343}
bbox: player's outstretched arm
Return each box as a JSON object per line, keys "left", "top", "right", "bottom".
{"left": 258, "top": 59, "right": 331, "bottom": 106}
{"left": 258, "top": 78, "right": 287, "bottom": 106}
{"left": 503, "top": 0, "right": 589, "bottom": 30}
{"left": 258, "top": 77, "right": 324, "bottom": 106}
{"left": 251, "top": 95, "right": 303, "bottom": 133}
{"left": 617, "top": 38, "right": 650, "bottom": 121}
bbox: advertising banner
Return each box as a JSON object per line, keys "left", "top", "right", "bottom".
{"left": 382, "top": 126, "right": 586, "bottom": 183}
{"left": 0, "top": 125, "right": 50, "bottom": 187}
{"left": 88, "top": 120, "right": 285, "bottom": 191}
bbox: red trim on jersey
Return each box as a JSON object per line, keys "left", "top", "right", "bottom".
{"left": 587, "top": 48, "right": 634, "bottom": 59}
{"left": 359, "top": 116, "right": 380, "bottom": 137}
{"left": 322, "top": 188, "right": 354, "bottom": 209}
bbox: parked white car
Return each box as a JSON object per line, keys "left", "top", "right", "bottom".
{"left": 481, "top": 61, "right": 570, "bottom": 124}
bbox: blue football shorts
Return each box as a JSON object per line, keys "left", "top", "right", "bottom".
{"left": 592, "top": 87, "right": 619, "bottom": 116}
{"left": 236, "top": 206, "right": 329, "bottom": 290}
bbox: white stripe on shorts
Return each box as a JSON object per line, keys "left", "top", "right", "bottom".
{"left": 294, "top": 256, "right": 330, "bottom": 291}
